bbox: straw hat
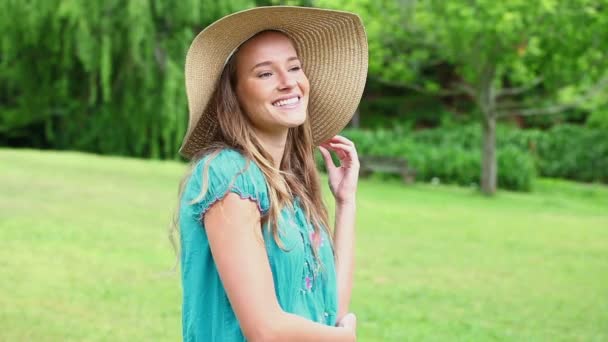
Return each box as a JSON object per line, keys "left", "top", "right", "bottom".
{"left": 179, "top": 6, "right": 368, "bottom": 159}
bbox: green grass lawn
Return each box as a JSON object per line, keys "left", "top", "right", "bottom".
{"left": 1, "top": 148, "right": 607, "bottom": 341}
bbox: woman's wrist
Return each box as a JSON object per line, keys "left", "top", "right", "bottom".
{"left": 335, "top": 195, "right": 356, "bottom": 208}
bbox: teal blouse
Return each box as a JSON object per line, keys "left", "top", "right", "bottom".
{"left": 179, "top": 149, "right": 338, "bottom": 341}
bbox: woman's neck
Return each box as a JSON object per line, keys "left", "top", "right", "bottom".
{"left": 254, "top": 128, "right": 288, "bottom": 169}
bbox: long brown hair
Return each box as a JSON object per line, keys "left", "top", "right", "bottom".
{"left": 170, "top": 31, "right": 332, "bottom": 263}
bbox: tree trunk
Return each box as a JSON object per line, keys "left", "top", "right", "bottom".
{"left": 481, "top": 115, "right": 497, "bottom": 195}
{"left": 478, "top": 64, "right": 497, "bottom": 195}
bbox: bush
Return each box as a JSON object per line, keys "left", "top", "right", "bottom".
{"left": 586, "top": 107, "right": 608, "bottom": 131}
{"left": 417, "top": 124, "right": 607, "bottom": 184}
{"left": 535, "top": 125, "right": 608, "bottom": 183}
{"left": 341, "top": 127, "right": 537, "bottom": 191}
{"left": 498, "top": 124, "right": 608, "bottom": 183}
{"left": 340, "top": 121, "right": 608, "bottom": 189}
{"left": 498, "top": 145, "right": 535, "bottom": 191}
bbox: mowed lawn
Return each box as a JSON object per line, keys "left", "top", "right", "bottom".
{"left": 1, "top": 148, "right": 607, "bottom": 341}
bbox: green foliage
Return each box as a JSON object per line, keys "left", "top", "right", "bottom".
{"left": 587, "top": 107, "right": 608, "bottom": 131}
{"left": 2, "top": 0, "right": 607, "bottom": 170}
{"left": 404, "top": 123, "right": 608, "bottom": 184}
{"left": 357, "top": 93, "right": 467, "bottom": 129}
{"left": 534, "top": 125, "right": 608, "bottom": 183}
{"left": 341, "top": 126, "right": 537, "bottom": 191}
{"left": 0, "top": 0, "right": 255, "bottom": 159}
{"left": 485, "top": 125, "right": 608, "bottom": 183}
{"left": 342, "top": 123, "right": 608, "bottom": 189}
{"left": 318, "top": 0, "right": 608, "bottom": 194}
{"left": 497, "top": 145, "right": 535, "bottom": 191}
{"left": 318, "top": 0, "right": 608, "bottom": 107}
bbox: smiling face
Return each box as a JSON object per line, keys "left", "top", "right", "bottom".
{"left": 234, "top": 31, "right": 310, "bottom": 140}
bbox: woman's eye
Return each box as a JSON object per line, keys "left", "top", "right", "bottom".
{"left": 258, "top": 72, "right": 272, "bottom": 78}
{"left": 289, "top": 66, "right": 301, "bottom": 72}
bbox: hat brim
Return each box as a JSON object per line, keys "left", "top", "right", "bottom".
{"left": 179, "top": 6, "right": 368, "bottom": 159}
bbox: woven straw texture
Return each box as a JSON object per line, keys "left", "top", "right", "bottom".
{"left": 180, "top": 6, "right": 368, "bottom": 159}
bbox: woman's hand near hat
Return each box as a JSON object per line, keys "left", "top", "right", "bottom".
{"left": 318, "top": 135, "right": 360, "bottom": 206}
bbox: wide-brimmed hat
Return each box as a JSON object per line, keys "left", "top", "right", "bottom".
{"left": 179, "top": 6, "right": 368, "bottom": 159}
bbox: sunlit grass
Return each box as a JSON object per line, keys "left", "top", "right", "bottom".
{"left": 1, "top": 148, "right": 606, "bottom": 341}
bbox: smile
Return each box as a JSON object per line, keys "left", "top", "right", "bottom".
{"left": 272, "top": 96, "right": 301, "bottom": 108}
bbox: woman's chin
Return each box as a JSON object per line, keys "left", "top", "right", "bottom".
{"left": 285, "top": 116, "right": 307, "bottom": 128}
{"left": 278, "top": 112, "right": 307, "bottom": 127}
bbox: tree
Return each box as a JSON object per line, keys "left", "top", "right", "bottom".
{"left": 0, "top": 0, "right": 255, "bottom": 159}
{"left": 317, "top": 0, "right": 608, "bottom": 195}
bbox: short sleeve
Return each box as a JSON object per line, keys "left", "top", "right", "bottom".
{"left": 182, "top": 149, "right": 270, "bottom": 221}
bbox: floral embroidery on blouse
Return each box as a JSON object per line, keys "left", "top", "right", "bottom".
{"left": 301, "top": 227, "right": 325, "bottom": 292}
{"left": 310, "top": 230, "right": 325, "bottom": 249}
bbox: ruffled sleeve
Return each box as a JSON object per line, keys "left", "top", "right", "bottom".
{"left": 183, "top": 148, "right": 270, "bottom": 221}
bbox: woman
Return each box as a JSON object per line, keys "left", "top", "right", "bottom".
{"left": 176, "top": 6, "right": 368, "bottom": 341}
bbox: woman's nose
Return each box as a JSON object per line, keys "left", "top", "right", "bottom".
{"left": 277, "top": 70, "right": 297, "bottom": 90}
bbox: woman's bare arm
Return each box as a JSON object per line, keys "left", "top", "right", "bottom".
{"left": 205, "top": 192, "right": 356, "bottom": 342}
{"left": 318, "top": 135, "right": 360, "bottom": 322}
{"left": 333, "top": 200, "right": 356, "bottom": 321}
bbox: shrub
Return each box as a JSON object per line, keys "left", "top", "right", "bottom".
{"left": 498, "top": 145, "right": 535, "bottom": 191}
{"left": 586, "top": 108, "right": 608, "bottom": 131}
{"left": 341, "top": 127, "right": 537, "bottom": 191}
{"left": 394, "top": 123, "right": 607, "bottom": 184}
{"left": 534, "top": 125, "right": 608, "bottom": 183}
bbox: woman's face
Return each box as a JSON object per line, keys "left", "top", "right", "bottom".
{"left": 234, "top": 31, "right": 310, "bottom": 138}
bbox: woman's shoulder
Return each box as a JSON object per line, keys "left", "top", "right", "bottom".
{"left": 187, "top": 147, "right": 270, "bottom": 214}
{"left": 195, "top": 147, "right": 246, "bottom": 166}
{"left": 194, "top": 148, "right": 263, "bottom": 179}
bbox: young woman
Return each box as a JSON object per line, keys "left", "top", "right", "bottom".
{"left": 175, "top": 6, "right": 368, "bottom": 341}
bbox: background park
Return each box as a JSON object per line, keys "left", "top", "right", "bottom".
{"left": 1, "top": 0, "right": 607, "bottom": 341}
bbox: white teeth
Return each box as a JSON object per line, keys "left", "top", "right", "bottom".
{"left": 273, "top": 97, "right": 299, "bottom": 107}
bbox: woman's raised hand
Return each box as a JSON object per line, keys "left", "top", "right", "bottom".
{"left": 318, "top": 135, "right": 360, "bottom": 205}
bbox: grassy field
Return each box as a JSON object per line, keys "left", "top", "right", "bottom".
{"left": 1, "top": 148, "right": 607, "bottom": 341}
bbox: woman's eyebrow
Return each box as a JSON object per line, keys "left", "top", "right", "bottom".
{"left": 251, "top": 56, "right": 300, "bottom": 71}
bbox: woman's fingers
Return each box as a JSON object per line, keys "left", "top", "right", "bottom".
{"left": 323, "top": 136, "right": 358, "bottom": 157}
{"left": 327, "top": 135, "right": 355, "bottom": 147}
{"left": 323, "top": 142, "right": 359, "bottom": 166}
{"left": 318, "top": 145, "right": 337, "bottom": 171}
{"left": 320, "top": 135, "right": 360, "bottom": 170}
{"left": 326, "top": 142, "right": 354, "bottom": 152}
